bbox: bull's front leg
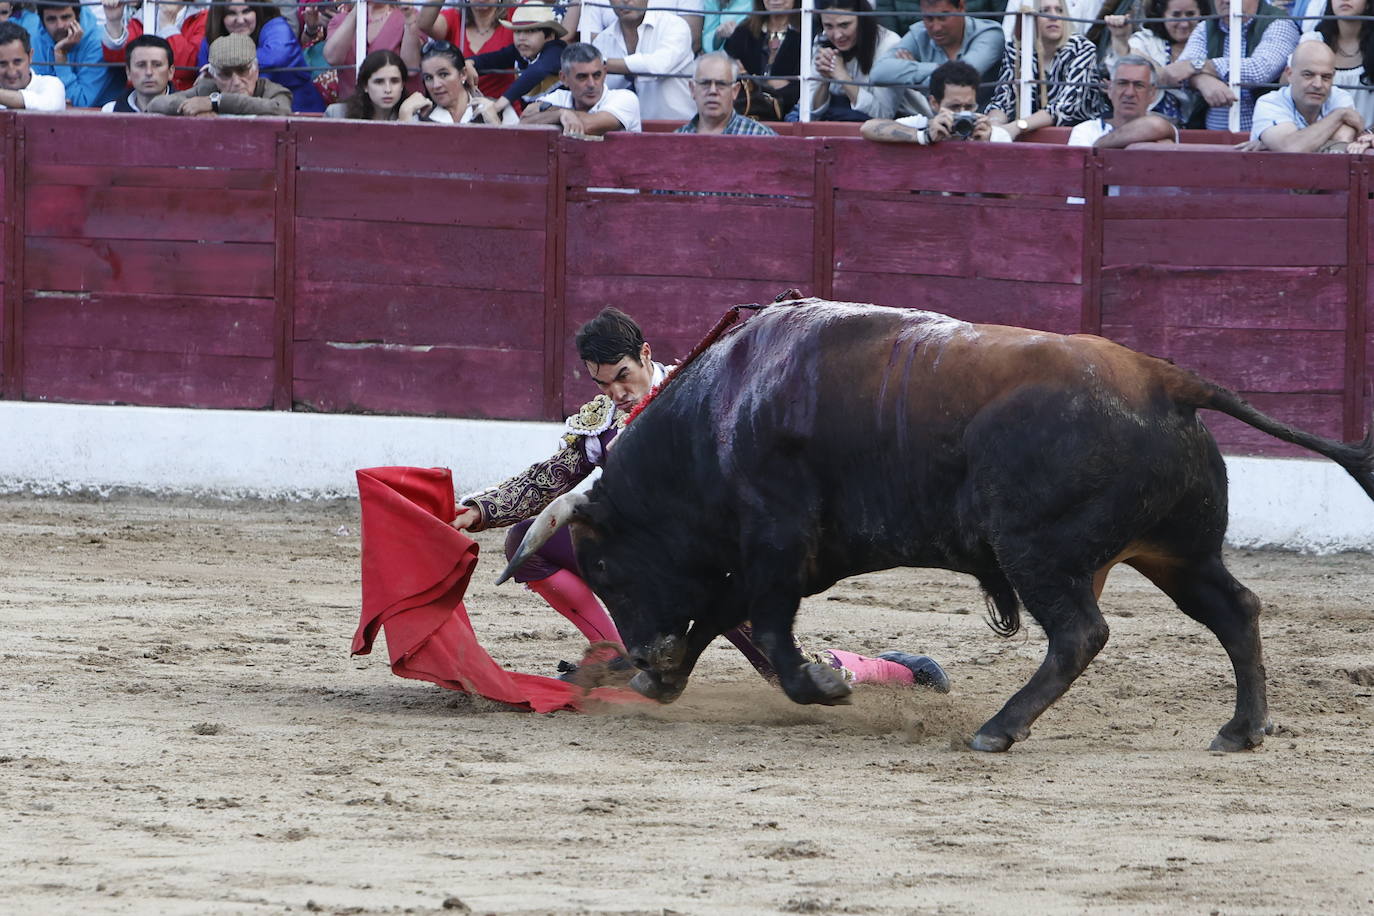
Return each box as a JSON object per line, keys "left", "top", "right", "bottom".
{"left": 627, "top": 618, "right": 720, "bottom": 703}
{"left": 747, "top": 602, "right": 852, "bottom": 706}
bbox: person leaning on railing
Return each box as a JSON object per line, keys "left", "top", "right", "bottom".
{"left": 101, "top": 32, "right": 174, "bottom": 111}
{"left": 1249, "top": 40, "right": 1373, "bottom": 151}
{"left": 148, "top": 32, "right": 292, "bottom": 115}
{"left": 0, "top": 18, "right": 65, "bottom": 110}
{"left": 403, "top": 39, "right": 518, "bottom": 122}
{"left": 197, "top": 0, "right": 325, "bottom": 112}
{"left": 869, "top": 0, "right": 1004, "bottom": 116}
{"left": 1161, "top": 0, "right": 1299, "bottom": 131}
{"left": 325, "top": 46, "right": 408, "bottom": 118}
{"left": 1066, "top": 53, "right": 1176, "bottom": 146}
{"left": 1102, "top": 0, "right": 1211, "bottom": 125}
{"left": 520, "top": 41, "right": 642, "bottom": 135}
{"left": 809, "top": 0, "right": 902, "bottom": 119}
{"left": 101, "top": 0, "right": 207, "bottom": 92}
{"left": 675, "top": 49, "right": 777, "bottom": 130}
{"left": 860, "top": 58, "right": 1011, "bottom": 140}
{"left": 986, "top": 0, "right": 1105, "bottom": 139}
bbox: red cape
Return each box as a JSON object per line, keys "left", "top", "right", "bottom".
{"left": 351, "top": 466, "right": 644, "bottom": 713}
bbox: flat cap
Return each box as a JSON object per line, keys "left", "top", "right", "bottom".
{"left": 209, "top": 33, "right": 256, "bottom": 70}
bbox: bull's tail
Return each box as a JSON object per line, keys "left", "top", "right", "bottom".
{"left": 1170, "top": 369, "right": 1374, "bottom": 502}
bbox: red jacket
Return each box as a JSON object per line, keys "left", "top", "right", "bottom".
{"left": 103, "top": 9, "right": 207, "bottom": 92}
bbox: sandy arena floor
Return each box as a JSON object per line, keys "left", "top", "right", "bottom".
{"left": 2, "top": 494, "right": 1373, "bottom": 915}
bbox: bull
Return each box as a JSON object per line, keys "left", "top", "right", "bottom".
{"left": 500, "top": 299, "right": 1374, "bottom": 752}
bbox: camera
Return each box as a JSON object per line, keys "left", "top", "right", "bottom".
{"left": 950, "top": 111, "right": 978, "bottom": 140}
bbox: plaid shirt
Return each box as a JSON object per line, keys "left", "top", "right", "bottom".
{"left": 674, "top": 112, "right": 778, "bottom": 136}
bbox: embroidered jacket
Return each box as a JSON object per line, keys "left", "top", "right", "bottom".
{"left": 460, "top": 362, "right": 667, "bottom": 529}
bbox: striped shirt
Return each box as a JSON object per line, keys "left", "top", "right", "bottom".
{"left": 674, "top": 112, "right": 778, "bottom": 135}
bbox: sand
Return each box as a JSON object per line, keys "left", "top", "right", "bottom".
{"left": 2, "top": 494, "right": 1373, "bottom": 915}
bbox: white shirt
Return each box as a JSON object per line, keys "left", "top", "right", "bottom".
{"left": 577, "top": 0, "right": 703, "bottom": 39}
{"left": 895, "top": 113, "right": 1012, "bottom": 143}
{"left": 592, "top": 10, "right": 695, "bottom": 121}
{"left": 0, "top": 73, "right": 66, "bottom": 111}
{"left": 541, "top": 86, "right": 643, "bottom": 131}
{"left": 428, "top": 103, "right": 521, "bottom": 125}
{"left": 1251, "top": 83, "right": 1359, "bottom": 141}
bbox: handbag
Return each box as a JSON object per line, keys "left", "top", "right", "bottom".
{"left": 735, "top": 77, "right": 783, "bottom": 122}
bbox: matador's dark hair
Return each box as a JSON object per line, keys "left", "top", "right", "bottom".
{"left": 576, "top": 308, "right": 646, "bottom": 365}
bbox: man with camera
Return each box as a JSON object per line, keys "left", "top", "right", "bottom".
{"left": 860, "top": 60, "right": 1010, "bottom": 143}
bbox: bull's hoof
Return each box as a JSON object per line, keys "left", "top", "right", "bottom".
{"left": 1208, "top": 729, "right": 1265, "bottom": 752}
{"left": 629, "top": 670, "right": 685, "bottom": 704}
{"left": 968, "top": 731, "right": 1013, "bottom": 753}
{"left": 785, "top": 662, "right": 852, "bottom": 706}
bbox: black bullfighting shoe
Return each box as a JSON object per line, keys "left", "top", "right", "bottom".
{"left": 879, "top": 651, "right": 951, "bottom": 694}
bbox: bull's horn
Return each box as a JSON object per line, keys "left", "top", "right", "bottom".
{"left": 493, "top": 491, "right": 590, "bottom": 585}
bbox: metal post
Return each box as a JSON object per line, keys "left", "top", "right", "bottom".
{"left": 800, "top": 0, "right": 813, "bottom": 122}
{"left": 355, "top": 0, "right": 368, "bottom": 75}
{"left": 1227, "top": 0, "right": 1241, "bottom": 133}
{"left": 1017, "top": 3, "right": 1034, "bottom": 121}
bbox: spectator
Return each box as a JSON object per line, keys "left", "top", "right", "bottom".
{"left": 0, "top": 18, "right": 63, "bottom": 109}
{"left": 101, "top": 0, "right": 207, "bottom": 92}
{"left": 101, "top": 32, "right": 173, "bottom": 111}
{"left": 148, "top": 32, "right": 292, "bottom": 115}
{"left": 1103, "top": 0, "right": 1210, "bottom": 125}
{"left": 595, "top": 0, "right": 695, "bottom": 120}
{"left": 323, "top": 0, "right": 422, "bottom": 101}
{"left": 875, "top": 0, "right": 1009, "bottom": 36}
{"left": 577, "top": 0, "right": 705, "bottom": 54}
{"left": 1067, "top": 54, "right": 1177, "bottom": 145}
{"left": 417, "top": 0, "right": 515, "bottom": 101}
{"left": 464, "top": 3, "right": 566, "bottom": 116}
{"left": 860, "top": 58, "right": 1012, "bottom": 139}
{"left": 986, "top": 0, "right": 1104, "bottom": 138}
{"left": 869, "top": 0, "right": 1003, "bottom": 115}
{"left": 675, "top": 48, "right": 777, "bottom": 131}
{"left": 725, "top": 0, "right": 803, "bottom": 116}
{"left": 0, "top": 2, "right": 17, "bottom": 22}
{"left": 325, "top": 47, "right": 408, "bottom": 118}
{"left": 199, "top": 1, "right": 325, "bottom": 112}
{"left": 810, "top": 0, "right": 902, "bottom": 120}
{"left": 402, "top": 39, "right": 518, "bottom": 122}
{"left": 999, "top": 0, "right": 1098, "bottom": 39}
{"left": 703, "top": 0, "right": 752, "bottom": 52}
{"left": 1306, "top": 0, "right": 1374, "bottom": 129}
{"left": 1163, "top": 0, "right": 1299, "bottom": 131}
{"left": 1251, "top": 39, "right": 1368, "bottom": 149}
{"left": 520, "top": 41, "right": 641, "bottom": 134}
{"left": 30, "top": 2, "right": 121, "bottom": 107}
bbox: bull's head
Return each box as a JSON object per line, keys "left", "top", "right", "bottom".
{"left": 496, "top": 490, "right": 729, "bottom": 702}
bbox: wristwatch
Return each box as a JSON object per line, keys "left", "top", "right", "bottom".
{"left": 1015, "top": 118, "right": 1030, "bottom": 132}
{"left": 209, "top": 91, "right": 222, "bottom": 113}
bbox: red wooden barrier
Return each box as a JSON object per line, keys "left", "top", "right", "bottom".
{"left": 0, "top": 110, "right": 1369, "bottom": 458}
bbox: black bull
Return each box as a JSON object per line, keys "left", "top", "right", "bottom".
{"left": 501, "top": 300, "right": 1374, "bottom": 752}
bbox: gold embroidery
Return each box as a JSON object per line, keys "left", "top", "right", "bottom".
{"left": 461, "top": 443, "right": 593, "bottom": 530}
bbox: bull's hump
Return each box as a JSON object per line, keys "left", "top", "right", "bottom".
{"left": 774, "top": 298, "right": 973, "bottom": 342}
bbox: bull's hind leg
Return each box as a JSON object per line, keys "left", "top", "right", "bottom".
{"left": 971, "top": 579, "right": 1110, "bottom": 752}
{"left": 747, "top": 600, "right": 853, "bottom": 707}
{"left": 1128, "top": 554, "right": 1271, "bottom": 752}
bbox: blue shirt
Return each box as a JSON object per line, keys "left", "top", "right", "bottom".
{"left": 27, "top": 5, "right": 122, "bottom": 108}
{"left": 1250, "top": 84, "right": 1358, "bottom": 141}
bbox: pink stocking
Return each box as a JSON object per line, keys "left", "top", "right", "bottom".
{"left": 824, "top": 649, "right": 915, "bottom": 686}
{"left": 526, "top": 570, "right": 624, "bottom": 648}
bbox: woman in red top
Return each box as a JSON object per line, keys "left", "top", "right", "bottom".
{"left": 322, "top": 0, "right": 424, "bottom": 99}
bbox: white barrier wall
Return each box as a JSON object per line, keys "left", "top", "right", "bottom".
{"left": 2, "top": 402, "right": 1372, "bottom": 553}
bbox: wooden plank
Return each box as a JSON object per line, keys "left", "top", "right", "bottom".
{"left": 1100, "top": 148, "right": 1349, "bottom": 190}
{"left": 563, "top": 132, "right": 816, "bottom": 197}
{"left": 295, "top": 218, "right": 545, "bottom": 293}
{"left": 26, "top": 164, "right": 276, "bottom": 191}
{"left": 295, "top": 280, "right": 545, "bottom": 349}
{"left": 273, "top": 130, "right": 297, "bottom": 410}
{"left": 1101, "top": 266, "right": 1347, "bottom": 330}
{"left": 22, "top": 343, "right": 275, "bottom": 409}
{"left": 25, "top": 238, "right": 275, "bottom": 298}
{"left": 1105, "top": 191, "right": 1345, "bottom": 220}
{"left": 295, "top": 171, "right": 546, "bottom": 230}
{"left": 828, "top": 137, "right": 1087, "bottom": 196}
{"left": 566, "top": 197, "right": 812, "bottom": 283}
{"left": 1101, "top": 325, "right": 1346, "bottom": 393}
{"left": 1104, "top": 219, "right": 1346, "bottom": 268}
{"left": 26, "top": 185, "right": 276, "bottom": 243}
{"left": 2, "top": 113, "right": 19, "bottom": 398}
{"left": 833, "top": 196, "right": 1082, "bottom": 285}
{"left": 291, "top": 120, "right": 553, "bottom": 176}
{"left": 22, "top": 112, "right": 279, "bottom": 169}
{"left": 833, "top": 272, "right": 1083, "bottom": 334}
{"left": 23, "top": 294, "right": 274, "bottom": 357}
{"left": 292, "top": 342, "right": 546, "bottom": 419}
{"left": 1205, "top": 393, "right": 1345, "bottom": 458}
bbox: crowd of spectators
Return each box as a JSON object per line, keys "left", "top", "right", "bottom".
{"left": 2, "top": 0, "right": 1374, "bottom": 153}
